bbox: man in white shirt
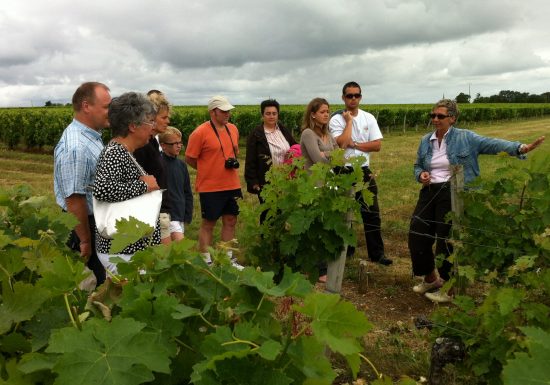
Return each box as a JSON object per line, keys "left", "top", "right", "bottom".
{"left": 329, "top": 81, "right": 392, "bottom": 265}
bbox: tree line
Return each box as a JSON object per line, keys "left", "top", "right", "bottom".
{"left": 456, "top": 90, "right": 550, "bottom": 104}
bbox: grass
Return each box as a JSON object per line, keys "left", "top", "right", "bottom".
{"left": 1, "top": 117, "right": 548, "bottom": 383}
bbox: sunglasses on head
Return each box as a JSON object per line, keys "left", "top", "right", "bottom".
{"left": 345, "top": 93, "right": 362, "bottom": 99}
{"left": 429, "top": 113, "right": 451, "bottom": 120}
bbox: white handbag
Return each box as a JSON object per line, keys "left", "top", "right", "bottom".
{"left": 93, "top": 144, "right": 164, "bottom": 239}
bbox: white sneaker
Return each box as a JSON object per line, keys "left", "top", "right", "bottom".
{"left": 230, "top": 257, "right": 244, "bottom": 271}
{"left": 425, "top": 289, "right": 453, "bottom": 303}
{"left": 413, "top": 278, "right": 443, "bottom": 294}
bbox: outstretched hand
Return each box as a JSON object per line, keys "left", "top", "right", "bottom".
{"left": 522, "top": 136, "right": 545, "bottom": 153}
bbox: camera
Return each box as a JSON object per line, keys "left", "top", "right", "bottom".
{"left": 224, "top": 157, "right": 240, "bottom": 169}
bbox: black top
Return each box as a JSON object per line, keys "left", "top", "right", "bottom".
{"left": 93, "top": 142, "right": 161, "bottom": 254}
{"left": 133, "top": 136, "right": 171, "bottom": 213}
{"left": 161, "top": 153, "right": 193, "bottom": 223}
{"left": 244, "top": 123, "right": 296, "bottom": 194}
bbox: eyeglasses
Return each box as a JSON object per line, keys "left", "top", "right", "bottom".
{"left": 345, "top": 93, "right": 362, "bottom": 99}
{"left": 163, "top": 141, "right": 183, "bottom": 146}
{"left": 429, "top": 113, "right": 451, "bottom": 120}
{"left": 142, "top": 121, "right": 156, "bottom": 127}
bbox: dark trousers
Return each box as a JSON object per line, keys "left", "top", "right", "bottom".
{"left": 408, "top": 183, "right": 453, "bottom": 281}
{"left": 342, "top": 166, "right": 385, "bottom": 261}
{"left": 66, "top": 215, "right": 106, "bottom": 287}
{"left": 257, "top": 193, "right": 268, "bottom": 225}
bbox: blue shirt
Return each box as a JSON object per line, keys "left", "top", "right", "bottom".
{"left": 54, "top": 119, "right": 104, "bottom": 214}
{"left": 414, "top": 126, "right": 523, "bottom": 185}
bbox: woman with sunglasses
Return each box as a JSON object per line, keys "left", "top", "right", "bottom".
{"left": 409, "top": 99, "right": 545, "bottom": 303}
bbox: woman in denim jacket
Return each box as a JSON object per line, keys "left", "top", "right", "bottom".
{"left": 409, "top": 99, "right": 545, "bottom": 303}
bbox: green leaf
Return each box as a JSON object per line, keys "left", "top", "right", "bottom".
{"left": 109, "top": 217, "right": 155, "bottom": 254}
{"left": 0, "top": 246, "right": 26, "bottom": 281}
{"left": 38, "top": 253, "right": 88, "bottom": 294}
{"left": 286, "top": 338, "right": 335, "bottom": 384}
{"left": 0, "top": 281, "right": 50, "bottom": 334}
{"left": 0, "top": 332, "right": 31, "bottom": 354}
{"left": 19, "top": 195, "right": 49, "bottom": 209}
{"left": 17, "top": 352, "right": 57, "bottom": 374}
{"left": 496, "top": 287, "right": 524, "bottom": 316}
{"left": 503, "top": 327, "right": 550, "bottom": 385}
{"left": 239, "top": 266, "right": 312, "bottom": 298}
{"left": 47, "top": 317, "right": 171, "bottom": 385}
{"left": 172, "top": 304, "right": 202, "bottom": 319}
{"left": 297, "top": 292, "right": 372, "bottom": 355}
{"left": 344, "top": 353, "right": 361, "bottom": 378}
{"left": 256, "top": 339, "right": 282, "bottom": 361}
{"left": 0, "top": 358, "right": 38, "bottom": 385}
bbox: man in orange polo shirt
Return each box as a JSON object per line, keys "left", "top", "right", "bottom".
{"left": 185, "top": 95, "right": 243, "bottom": 269}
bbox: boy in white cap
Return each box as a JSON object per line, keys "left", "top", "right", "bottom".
{"left": 185, "top": 95, "right": 243, "bottom": 269}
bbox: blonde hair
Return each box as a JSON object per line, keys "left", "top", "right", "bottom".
{"left": 158, "top": 126, "right": 182, "bottom": 143}
{"left": 147, "top": 90, "right": 172, "bottom": 115}
{"left": 301, "top": 97, "right": 329, "bottom": 137}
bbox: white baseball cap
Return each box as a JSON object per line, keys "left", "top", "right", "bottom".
{"left": 208, "top": 95, "right": 235, "bottom": 111}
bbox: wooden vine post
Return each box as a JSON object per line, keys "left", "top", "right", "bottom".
{"left": 450, "top": 164, "right": 464, "bottom": 294}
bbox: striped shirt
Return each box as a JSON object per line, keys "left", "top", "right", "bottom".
{"left": 53, "top": 119, "right": 104, "bottom": 214}
{"left": 265, "top": 126, "right": 291, "bottom": 165}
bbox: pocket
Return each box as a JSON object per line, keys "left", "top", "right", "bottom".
{"left": 456, "top": 151, "right": 471, "bottom": 167}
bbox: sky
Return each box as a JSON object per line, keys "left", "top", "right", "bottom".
{"left": 1, "top": 0, "right": 550, "bottom": 107}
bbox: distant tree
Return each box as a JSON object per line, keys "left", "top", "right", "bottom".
{"left": 45, "top": 100, "right": 52, "bottom": 107}
{"left": 455, "top": 92, "right": 471, "bottom": 103}
{"left": 473, "top": 90, "right": 550, "bottom": 103}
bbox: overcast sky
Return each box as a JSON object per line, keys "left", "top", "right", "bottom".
{"left": 1, "top": 0, "right": 549, "bottom": 107}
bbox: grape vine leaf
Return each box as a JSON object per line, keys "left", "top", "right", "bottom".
{"left": 47, "top": 317, "right": 171, "bottom": 385}
{"left": 0, "top": 281, "right": 50, "bottom": 334}
{"left": 38, "top": 252, "right": 88, "bottom": 294}
{"left": 0, "top": 358, "right": 36, "bottom": 385}
{"left": 286, "top": 337, "right": 335, "bottom": 384}
{"left": 0, "top": 246, "right": 26, "bottom": 281}
{"left": 297, "top": 292, "right": 372, "bottom": 355}
{"left": 495, "top": 287, "right": 524, "bottom": 316}
{"left": 502, "top": 327, "right": 550, "bottom": 385}
{"left": 109, "top": 217, "right": 156, "bottom": 254}
{"left": 239, "top": 266, "right": 311, "bottom": 298}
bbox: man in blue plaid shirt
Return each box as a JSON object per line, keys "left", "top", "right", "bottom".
{"left": 54, "top": 82, "right": 111, "bottom": 286}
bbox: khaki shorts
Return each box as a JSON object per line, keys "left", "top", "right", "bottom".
{"left": 159, "top": 212, "right": 171, "bottom": 239}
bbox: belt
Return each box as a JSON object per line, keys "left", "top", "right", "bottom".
{"left": 427, "top": 182, "right": 450, "bottom": 189}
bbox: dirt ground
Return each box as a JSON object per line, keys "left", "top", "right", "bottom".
{"left": 316, "top": 241, "right": 442, "bottom": 383}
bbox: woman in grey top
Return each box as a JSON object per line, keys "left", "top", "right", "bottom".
{"left": 300, "top": 97, "right": 337, "bottom": 169}
{"left": 299, "top": 97, "right": 338, "bottom": 283}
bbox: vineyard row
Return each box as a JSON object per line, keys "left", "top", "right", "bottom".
{"left": 1, "top": 103, "right": 549, "bottom": 150}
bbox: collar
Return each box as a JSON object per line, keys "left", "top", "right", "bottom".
{"left": 73, "top": 118, "right": 102, "bottom": 139}
{"left": 430, "top": 126, "right": 453, "bottom": 141}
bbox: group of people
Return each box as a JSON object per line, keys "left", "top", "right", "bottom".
{"left": 54, "top": 80, "right": 545, "bottom": 303}
{"left": 54, "top": 83, "right": 194, "bottom": 282}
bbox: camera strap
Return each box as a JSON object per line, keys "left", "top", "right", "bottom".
{"left": 209, "top": 120, "right": 237, "bottom": 159}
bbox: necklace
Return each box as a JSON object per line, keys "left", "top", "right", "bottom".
{"left": 264, "top": 124, "right": 278, "bottom": 134}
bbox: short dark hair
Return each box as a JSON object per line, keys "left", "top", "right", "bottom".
{"left": 260, "top": 99, "right": 280, "bottom": 115}
{"left": 108, "top": 92, "right": 156, "bottom": 138}
{"left": 72, "top": 82, "right": 110, "bottom": 112}
{"left": 342, "top": 81, "right": 361, "bottom": 95}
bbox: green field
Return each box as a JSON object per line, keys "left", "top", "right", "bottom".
{"left": 0, "top": 117, "right": 548, "bottom": 382}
